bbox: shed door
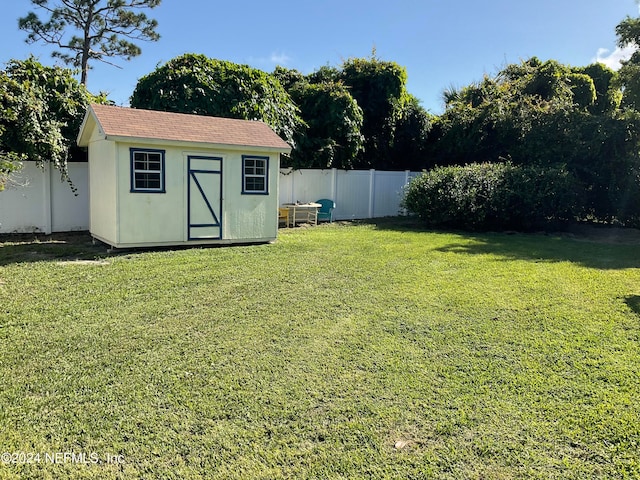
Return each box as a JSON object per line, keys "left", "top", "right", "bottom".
{"left": 187, "top": 156, "right": 222, "bottom": 240}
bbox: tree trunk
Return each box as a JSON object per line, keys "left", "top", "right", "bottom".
{"left": 80, "top": 7, "right": 93, "bottom": 85}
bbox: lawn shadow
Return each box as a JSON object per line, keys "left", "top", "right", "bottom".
{"left": 0, "top": 231, "right": 273, "bottom": 266}
{"left": 625, "top": 295, "right": 640, "bottom": 315}
{"left": 0, "top": 231, "right": 112, "bottom": 266}
{"left": 366, "top": 217, "right": 640, "bottom": 270}
{"left": 434, "top": 235, "right": 640, "bottom": 270}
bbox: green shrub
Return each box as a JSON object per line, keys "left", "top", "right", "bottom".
{"left": 402, "top": 162, "right": 580, "bottom": 231}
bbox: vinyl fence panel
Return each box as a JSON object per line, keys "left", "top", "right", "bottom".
{"left": 372, "top": 170, "right": 412, "bottom": 217}
{"left": 279, "top": 168, "right": 336, "bottom": 207}
{"left": 51, "top": 163, "right": 89, "bottom": 232}
{"left": 0, "top": 162, "right": 89, "bottom": 234}
{"left": 279, "top": 168, "right": 419, "bottom": 221}
{"left": 1, "top": 166, "right": 418, "bottom": 234}
{"left": 335, "top": 170, "right": 371, "bottom": 220}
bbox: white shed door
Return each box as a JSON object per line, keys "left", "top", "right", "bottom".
{"left": 187, "top": 156, "right": 222, "bottom": 240}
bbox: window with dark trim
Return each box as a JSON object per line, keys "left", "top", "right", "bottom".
{"left": 130, "top": 148, "right": 165, "bottom": 193}
{"left": 242, "top": 155, "right": 268, "bottom": 194}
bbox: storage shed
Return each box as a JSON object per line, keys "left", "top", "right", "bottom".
{"left": 77, "top": 104, "right": 291, "bottom": 248}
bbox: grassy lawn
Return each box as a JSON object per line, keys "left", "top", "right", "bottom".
{"left": 0, "top": 220, "right": 639, "bottom": 479}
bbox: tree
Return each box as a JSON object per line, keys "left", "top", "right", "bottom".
{"left": 0, "top": 57, "right": 99, "bottom": 189}
{"left": 430, "top": 58, "right": 616, "bottom": 167}
{"left": 389, "top": 95, "right": 432, "bottom": 170}
{"left": 271, "top": 66, "right": 305, "bottom": 92}
{"left": 18, "top": 0, "right": 161, "bottom": 85}
{"left": 615, "top": 15, "right": 640, "bottom": 109}
{"left": 575, "top": 63, "right": 621, "bottom": 114}
{"left": 130, "top": 54, "right": 302, "bottom": 148}
{"left": 335, "top": 54, "right": 433, "bottom": 170}
{"left": 279, "top": 69, "right": 364, "bottom": 169}
{"left": 340, "top": 55, "right": 409, "bottom": 168}
{"left": 426, "top": 57, "right": 640, "bottom": 226}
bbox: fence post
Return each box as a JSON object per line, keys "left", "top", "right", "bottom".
{"left": 331, "top": 168, "right": 337, "bottom": 202}
{"left": 401, "top": 170, "right": 411, "bottom": 216}
{"left": 43, "top": 162, "right": 52, "bottom": 234}
{"left": 290, "top": 169, "right": 295, "bottom": 204}
{"left": 368, "top": 169, "right": 375, "bottom": 218}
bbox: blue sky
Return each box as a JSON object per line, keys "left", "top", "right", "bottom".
{"left": 1, "top": 0, "right": 639, "bottom": 114}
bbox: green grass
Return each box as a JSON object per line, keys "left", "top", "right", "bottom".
{"left": 0, "top": 221, "right": 639, "bottom": 479}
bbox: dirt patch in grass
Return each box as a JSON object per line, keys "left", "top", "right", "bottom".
{"left": 0, "top": 231, "right": 109, "bottom": 265}
{"left": 0, "top": 230, "right": 94, "bottom": 245}
{"left": 56, "top": 259, "right": 111, "bottom": 265}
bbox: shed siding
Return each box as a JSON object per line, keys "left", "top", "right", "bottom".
{"left": 116, "top": 142, "right": 186, "bottom": 246}
{"left": 102, "top": 143, "right": 280, "bottom": 246}
{"left": 88, "top": 136, "right": 117, "bottom": 245}
{"left": 223, "top": 153, "right": 279, "bottom": 240}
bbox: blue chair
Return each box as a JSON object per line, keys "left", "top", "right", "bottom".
{"left": 316, "top": 199, "right": 335, "bottom": 222}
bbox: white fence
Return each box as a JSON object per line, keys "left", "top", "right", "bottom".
{"left": 0, "top": 162, "right": 89, "bottom": 234}
{"left": 279, "top": 168, "right": 420, "bottom": 221}
{"left": 0, "top": 164, "right": 420, "bottom": 233}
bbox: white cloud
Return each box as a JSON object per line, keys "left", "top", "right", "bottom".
{"left": 269, "top": 52, "right": 291, "bottom": 65}
{"left": 247, "top": 51, "right": 292, "bottom": 69}
{"left": 594, "top": 45, "right": 636, "bottom": 70}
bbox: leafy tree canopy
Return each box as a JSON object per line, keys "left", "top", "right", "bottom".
{"left": 339, "top": 54, "right": 410, "bottom": 167}
{"left": 389, "top": 95, "right": 433, "bottom": 171}
{"left": 19, "top": 0, "right": 161, "bottom": 85}
{"left": 130, "top": 54, "right": 302, "bottom": 148}
{"left": 574, "top": 62, "right": 621, "bottom": 114}
{"left": 429, "top": 57, "right": 639, "bottom": 224}
{"left": 0, "top": 57, "right": 104, "bottom": 190}
{"left": 275, "top": 67, "right": 364, "bottom": 169}
{"left": 615, "top": 15, "right": 640, "bottom": 109}
{"left": 275, "top": 57, "right": 432, "bottom": 170}
{"left": 433, "top": 58, "right": 620, "bottom": 165}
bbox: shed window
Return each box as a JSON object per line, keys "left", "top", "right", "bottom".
{"left": 130, "top": 149, "right": 165, "bottom": 193}
{"left": 242, "top": 155, "right": 268, "bottom": 194}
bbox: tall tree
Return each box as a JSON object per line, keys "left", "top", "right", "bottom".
{"left": 389, "top": 95, "right": 432, "bottom": 170}
{"left": 18, "top": 0, "right": 161, "bottom": 85}
{"left": 615, "top": 15, "right": 640, "bottom": 109}
{"left": 275, "top": 67, "right": 364, "bottom": 169}
{"left": 575, "top": 63, "right": 621, "bottom": 114}
{"left": 340, "top": 55, "right": 409, "bottom": 168}
{"left": 130, "top": 54, "right": 303, "bottom": 149}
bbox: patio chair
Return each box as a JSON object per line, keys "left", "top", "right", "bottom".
{"left": 315, "top": 199, "right": 335, "bottom": 223}
{"left": 278, "top": 207, "right": 289, "bottom": 227}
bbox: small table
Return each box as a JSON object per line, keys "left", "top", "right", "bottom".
{"left": 282, "top": 203, "right": 321, "bottom": 227}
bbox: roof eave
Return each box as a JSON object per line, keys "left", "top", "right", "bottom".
{"left": 76, "top": 106, "right": 98, "bottom": 147}
{"left": 104, "top": 135, "right": 292, "bottom": 154}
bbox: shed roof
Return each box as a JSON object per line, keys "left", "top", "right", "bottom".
{"left": 77, "top": 104, "right": 291, "bottom": 153}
